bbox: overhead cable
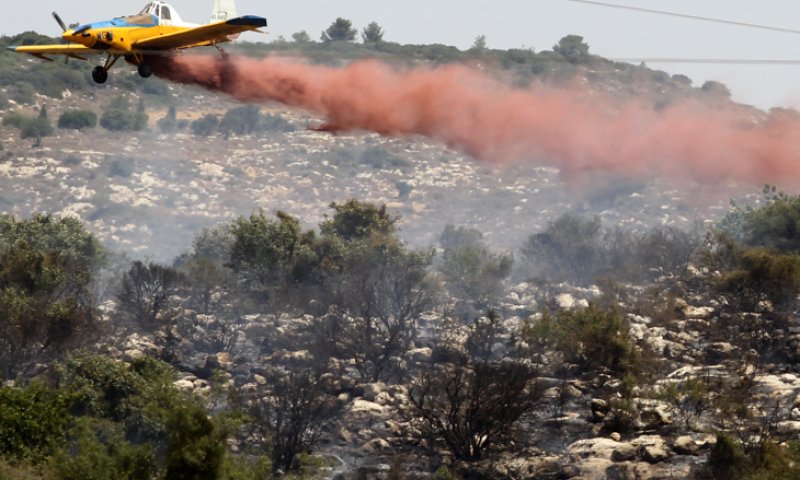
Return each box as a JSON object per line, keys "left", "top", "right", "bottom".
{"left": 562, "top": 0, "right": 800, "bottom": 35}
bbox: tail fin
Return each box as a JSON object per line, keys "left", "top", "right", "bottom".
{"left": 210, "top": 0, "right": 238, "bottom": 22}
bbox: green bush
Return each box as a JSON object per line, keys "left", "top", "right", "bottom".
{"left": 58, "top": 110, "right": 97, "bottom": 130}
{"left": 191, "top": 114, "right": 219, "bottom": 136}
{"left": 0, "top": 384, "right": 70, "bottom": 463}
{"left": 528, "top": 305, "right": 639, "bottom": 375}
{"left": 100, "top": 110, "right": 148, "bottom": 131}
{"left": 108, "top": 158, "right": 134, "bottom": 178}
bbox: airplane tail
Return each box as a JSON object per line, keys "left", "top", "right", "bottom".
{"left": 210, "top": 0, "right": 238, "bottom": 23}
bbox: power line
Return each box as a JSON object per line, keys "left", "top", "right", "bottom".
{"left": 562, "top": 0, "right": 800, "bottom": 35}
{"left": 611, "top": 58, "right": 800, "bottom": 65}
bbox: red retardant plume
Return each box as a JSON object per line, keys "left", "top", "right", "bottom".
{"left": 152, "top": 55, "right": 800, "bottom": 185}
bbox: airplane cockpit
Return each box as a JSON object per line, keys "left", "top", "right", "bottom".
{"left": 138, "top": 1, "right": 185, "bottom": 26}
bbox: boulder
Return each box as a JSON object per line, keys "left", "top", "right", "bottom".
{"left": 611, "top": 443, "right": 638, "bottom": 462}
{"left": 672, "top": 436, "right": 700, "bottom": 456}
{"left": 642, "top": 445, "right": 670, "bottom": 464}
{"left": 123, "top": 349, "right": 145, "bottom": 362}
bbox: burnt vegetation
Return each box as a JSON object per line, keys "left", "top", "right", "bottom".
{"left": 1, "top": 189, "right": 799, "bottom": 479}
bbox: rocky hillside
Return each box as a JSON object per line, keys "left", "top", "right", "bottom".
{"left": 0, "top": 34, "right": 797, "bottom": 480}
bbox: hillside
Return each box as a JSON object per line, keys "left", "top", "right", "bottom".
{"left": 1, "top": 31, "right": 799, "bottom": 480}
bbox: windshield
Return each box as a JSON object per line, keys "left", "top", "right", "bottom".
{"left": 139, "top": 3, "right": 157, "bottom": 15}
{"left": 123, "top": 13, "right": 157, "bottom": 25}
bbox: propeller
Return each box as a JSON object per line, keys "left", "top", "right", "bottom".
{"left": 52, "top": 12, "right": 67, "bottom": 33}
{"left": 53, "top": 12, "right": 73, "bottom": 64}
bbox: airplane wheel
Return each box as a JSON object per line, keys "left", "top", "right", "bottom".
{"left": 92, "top": 66, "right": 108, "bottom": 84}
{"left": 138, "top": 62, "right": 152, "bottom": 78}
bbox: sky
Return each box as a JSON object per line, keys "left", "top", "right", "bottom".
{"left": 5, "top": 0, "right": 800, "bottom": 110}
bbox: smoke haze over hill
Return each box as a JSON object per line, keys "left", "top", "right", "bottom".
{"left": 153, "top": 54, "right": 800, "bottom": 186}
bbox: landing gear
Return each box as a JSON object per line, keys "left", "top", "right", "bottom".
{"left": 214, "top": 44, "right": 229, "bottom": 60}
{"left": 137, "top": 62, "right": 152, "bottom": 78}
{"left": 91, "top": 54, "right": 121, "bottom": 85}
{"left": 92, "top": 66, "right": 108, "bottom": 84}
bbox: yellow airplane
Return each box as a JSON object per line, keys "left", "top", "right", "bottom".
{"left": 8, "top": 1, "right": 267, "bottom": 84}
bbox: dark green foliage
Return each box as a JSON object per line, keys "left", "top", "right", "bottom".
{"left": 704, "top": 433, "right": 800, "bottom": 480}
{"left": 164, "top": 403, "right": 226, "bottom": 480}
{"left": 321, "top": 18, "right": 357, "bottom": 43}
{"left": 191, "top": 114, "right": 219, "bottom": 137}
{"left": 524, "top": 214, "right": 698, "bottom": 285}
{"left": 719, "top": 247, "right": 800, "bottom": 311}
{"left": 219, "top": 105, "right": 261, "bottom": 137}
{"left": 709, "top": 188, "right": 800, "bottom": 311}
{"left": 701, "top": 80, "right": 732, "bottom": 99}
{"left": 522, "top": 213, "right": 603, "bottom": 284}
{"left": 438, "top": 225, "right": 513, "bottom": 311}
{"left": 320, "top": 199, "right": 398, "bottom": 241}
{"left": 0, "top": 214, "right": 103, "bottom": 380}
{"left": 291, "top": 31, "right": 312, "bottom": 43}
{"left": 116, "top": 261, "right": 185, "bottom": 329}
{"left": 3, "top": 112, "right": 53, "bottom": 147}
{"left": 108, "top": 158, "right": 134, "bottom": 178}
{"left": 528, "top": 305, "right": 638, "bottom": 376}
{"left": 553, "top": 35, "right": 590, "bottom": 62}
{"left": 58, "top": 110, "right": 97, "bottom": 130}
{"left": 51, "top": 418, "right": 154, "bottom": 480}
{"left": 0, "top": 384, "right": 70, "bottom": 463}
{"left": 362, "top": 22, "right": 385, "bottom": 44}
{"left": 228, "top": 210, "right": 317, "bottom": 294}
{"left": 100, "top": 109, "right": 148, "bottom": 131}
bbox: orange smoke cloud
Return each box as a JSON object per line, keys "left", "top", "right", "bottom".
{"left": 152, "top": 55, "right": 800, "bottom": 185}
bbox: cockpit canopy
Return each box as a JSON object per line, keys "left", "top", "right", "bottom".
{"left": 138, "top": 1, "right": 183, "bottom": 24}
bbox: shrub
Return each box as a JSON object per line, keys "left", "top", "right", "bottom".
{"left": 100, "top": 109, "right": 147, "bottom": 131}
{"left": 527, "top": 305, "right": 639, "bottom": 376}
{"left": 58, "top": 110, "right": 97, "bottom": 130}
{"left": 191, "top": 114, "right": 219, "bottom": 136}
{"left": 0, "top": 384, "right": 70, "bottom": 462}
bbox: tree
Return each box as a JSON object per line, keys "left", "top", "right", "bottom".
{"left": 332, "top": 237, "right": 437, "bottom": 381}
{"left": 191, "top": 114, "right": 219, "bottom": 137}
{"left": 20, "top": 115, "right": 54, "bottom": 147}
{"left": 554, "top": 34, "right": 590, "bottom": 62}
{"left": 247, "top": 368, "right": 340, "bottom": 473}
{"left": 100, "top": 109, "right": 148, "bottom": 132}
{"left": 291, "top": 30, "right": 312, "bottom": 43}
{"left": 320, "top": 199, "right": 398, "bottom": 241}
{"left": 438, "top": 225, "right": 513, "bottom": 313}
{"left": 116, "top": 261, "right": 185, "bottom": 330}
{"left": 469, "top": 35, "right": 487, "bottom": 53}
{"left": 157, "top": 105, "right": 178, "bottom": 133}
{"left": 0, "top": 214, "right": 104, "bottom": 380}
{"left": 3, "top": 112, "right": 54, "bottom": 147}
{"left": 526, "top": 305, "right": 638, "bottom": 376}
{"left": 701, "top": 80, "right": 732, "bottom": 99}
{"left": 219, "top": 105, "right": 261, "bottom": 138}
{"left": 317, "top": 201, "right": 437, "bottom": 381}
{"left": 410, "top": 360, "right": 536, "bottom": 461}
{"left": 362, "top": 21, "right": 385, "bottom": 44}
{"left": 522, "top": 213, "right": 603, "bottom": 285}
{"left": 321, "top": 18, "right": 357, "bottom": 42}
{"left": 58, "top": 110, "right": 97, "bottom": 130}
{"left": 227, "top": 210, "right": 317, "bottom": 301}
{"left": 163, "top": 403, "right": 227, "bottom": 480}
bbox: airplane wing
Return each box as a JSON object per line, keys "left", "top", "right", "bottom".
{"left": 7, "top": 44, "right": 102, "bottom": 61}
{"left": 132, "top": 15, "right": 267, "bottom": 51}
